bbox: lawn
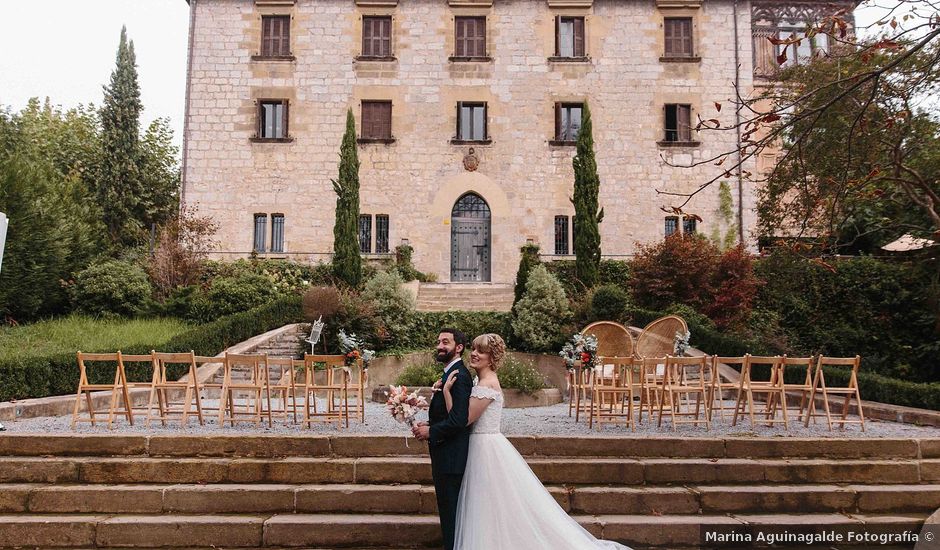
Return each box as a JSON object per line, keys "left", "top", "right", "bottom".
{"left": 0, "top": 315, "right": 191, "bottom": 363}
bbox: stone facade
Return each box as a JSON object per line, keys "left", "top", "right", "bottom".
{"left": 183, "top": 0, "right": 762, "bottom": 283}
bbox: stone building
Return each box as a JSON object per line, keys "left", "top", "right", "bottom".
{"left": 181, "top": 0, "right": 850, "bottom": 284}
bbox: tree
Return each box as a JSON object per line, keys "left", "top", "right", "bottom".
{"left": 331, "top": 108, "right": 362, "bottom": 287}
{"left": 147, "top": 203, "right": 218, "bottom": 299}
{"left": 513, "top": 243, "right": 541, "bottom": 306}
{"left": 571, "top": 101, "right": 603, "bottom": 287}
{"left": 138, "top": 118, "right": 181, "bottom": 231}
{"left": 98, "top": 26, "right": 144, "bottom": 246}
{"left": 660, "top": 5, "right": 940, "bottom": 252}
{"left": 511, "top": 264, "right": 571, "bottom": 352}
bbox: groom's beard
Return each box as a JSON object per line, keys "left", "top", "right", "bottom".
{"left": 436, "top": 349, "right": 456, "bottom": 364}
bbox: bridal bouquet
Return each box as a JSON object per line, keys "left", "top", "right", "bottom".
{"left": 385, "top": 385, "right": 429, "bottom": 428}
{"left": 338, "top": 329, "right": 375, "bottom": 368}
{"left": 559, "top": 333, "right": 599, "bottom": 370}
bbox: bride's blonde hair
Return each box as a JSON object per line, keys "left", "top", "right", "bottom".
{"left": 472, "top": 333, "right": 506, "bottom": 371}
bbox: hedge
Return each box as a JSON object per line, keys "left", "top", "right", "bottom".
{"left": 0, "top": 295, "right": 303, "bottom": 402}
{"left": 383, "top": 311, "right": 512, "bottom": 355}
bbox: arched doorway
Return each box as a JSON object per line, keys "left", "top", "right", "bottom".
{"left": 451, "top": 193, "right": 491, "bottom": 282}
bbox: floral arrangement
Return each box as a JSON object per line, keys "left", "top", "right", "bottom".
{"left": 559, "top": 333, "right": 599, "bottom": 370}
{"left": 674, "top": 330, "right": 691, "bottom": 356}
{"left": 385, "top": 385, "right": 429, "bottom": 427}
{"left": 337, "top": 329, "right": 375, "bottom": 367}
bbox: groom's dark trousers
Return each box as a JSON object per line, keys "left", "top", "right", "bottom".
{"left": 427, "top": 360, "right": 473, "bottom": 550}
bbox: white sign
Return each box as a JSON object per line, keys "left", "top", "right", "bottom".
{"left": 0, "top": 212, "right": 7, "bottom": 274}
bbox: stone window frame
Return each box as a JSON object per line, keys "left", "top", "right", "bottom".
{"left": 358, "top": 100, "right": 395, "bottom": 144}
{"left": 251, "top": 12, "right": 295, "bottom": 62}
{"left": 452, "top": 101, "right": 491, "bottom": 144}
{"left": 664, "top": 214, "right": 699, "bottom": 237}
{"left": 358, "top": 213, "right": 393, "bottom": 256}
{"left": 360, "top": 15, "right": 395, "bottom": 60}
{"left": 657, "top": 6, "right": 701, "bottom": 63}
{"left": 250, "top": 99, "right": 293, "bottom": 143}
{"left": 552, "top": 16, "right": 587, "bottom": 60}
{"left": 550, "top": 102, "right": 584, "bottom": 146}
{"left": 554, "top": 215, "right": 572, "bottom": 255}
{"left": 658, "top": 103, "right": 701, "bottom": 148}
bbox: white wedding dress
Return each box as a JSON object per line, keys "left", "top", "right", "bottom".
{"left": 453, "top": 385, "right": 631, "bottom": 550}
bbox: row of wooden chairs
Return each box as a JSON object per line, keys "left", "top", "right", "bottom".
{"left": 71, "top": 351, "right": 367, "bottom": 429}
{"left": 572, "top": 354, "right": 865, "bottom": 432}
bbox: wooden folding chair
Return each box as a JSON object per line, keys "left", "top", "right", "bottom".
{"left": 147, "top": 351, "right": 204, "bottom": 426}
{"left": 659, "top": 355, "right": 710, "bottom": 431}
{"left": 779, "top": 355, "right": 816, "bottom": 424}
{"left": 805, "top": 355, "right": 865, "bottom": 432}
{"left": 636, "top": 356, "right": 667, "bottom": 424}
{"left": 265, "top": 356, "right": 300, "bottom": 424}
{"left": 302, "top": 354, "right": 349, "bottom": 427}
{"left": 591, "top": 357, "right": 637, "bottom": 431}
{"left": 569, "top": 361, "right": 597, "bottom": 423}
{"left": 709, "top": 356, "right": 747, "bottom": 422}
{"left": 332, "top": 359, "right": 367, "bottom": 423}
{"left": 119, "top": 353, "right": 158, "bottom": 421}
{"left": 72, "top": 351, "right": 134, "bottom": 429}
{"left": 732, "top": 355, "right": 789, "bottom": 430}
{"left": 218, "top": 353, "right": 267, "bottom": 426}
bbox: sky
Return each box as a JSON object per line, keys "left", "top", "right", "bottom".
{"left": 0, "top": 0, "right": 190, "bottom": 148}
{"left": 0, "top": 1, "right": 916, "bottom": 155}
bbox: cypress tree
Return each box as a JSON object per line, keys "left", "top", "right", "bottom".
{"left": 99, "top": 26, "right": 144, "bottom": 246}
{"left": 331, "top": 108, "right": 362, "bottom": 287}
{"left": 571, "top": 101, "right": 603, "bottom": 288}
{"left": 513, "top": 243, "right": 541, "bottom": 306}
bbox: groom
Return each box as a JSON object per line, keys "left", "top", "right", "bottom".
{"left": 412, "top": 328, "right": 473, "bottom": 550}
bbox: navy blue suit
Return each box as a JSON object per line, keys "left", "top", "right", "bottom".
{"left": 427, "top": 359, "right": 472, "bottom": 550}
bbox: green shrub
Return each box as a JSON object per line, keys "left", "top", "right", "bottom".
{"left": 0, "top": 295, "right": 303, "bottom": 401}
{"left": 591, "top": 284, "right": 630, "bottom": 321}
{"left": 302, "top": 285, "right": 344, "bottom": 322}
{"left": 545, "top": 259, "right": 631, "bottom": 296}
{"left": 203, "top": 259, "right": 335, "bottom": 292}
{"left": 755, "top": 251, "right": 940, "bottom": 382}
{"left": 511, "top": 265, "right": 571, "bottom": 352}
{"left": 395, "top": 359, "right": 441, "bottom": 387}
{"left": 498, "top": 356, "right": 547, "bottom": 394}
{"left": 392, "top": 244, "right": 434, "bottom": 282}
{"left": 69, "top": 259, "right": 153, "bottom": 317}
{"left": 362, "top": 270, "right": 415, "bottom": 343}
{"left": 189, "top": 272, "right": 279, "bottom": 322}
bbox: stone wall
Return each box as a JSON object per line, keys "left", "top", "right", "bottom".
{"left": 183, "top": 0, "right": 756, "bottom": 282}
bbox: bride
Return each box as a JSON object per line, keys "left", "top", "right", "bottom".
{"left": 438, "top": 333, "right": 630, "bottom": 550}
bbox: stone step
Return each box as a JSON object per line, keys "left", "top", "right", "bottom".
{"left": 3, "top": 483, "right": 938, "bottom": 515}
{"left": 0, "top": 513, "right": 927, "bottom": 548}
{"left": 0, "top": 435, "right": 930, "bottom": 460}
{"left": 0, "top": 456, "right": 928, "bottom": 485}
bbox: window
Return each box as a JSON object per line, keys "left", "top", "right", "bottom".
{"left": 376, "top": 214, "right": 390, "bottom": 254}
{"left": 457, "top": 102, "right": 487, "bottom": 141}
{"left": 358, "top": 215, "right": 372, "bottom": 254}
{"left": 554, "top": 215, "right": 570, "bottom": 255}
{"left": 361, "top": 101, "right": 392, "bottom": 140}
{"left": 258, "top": 100, "right": 288, "bottom": 140}
{"left": 555, "top": 103, "right": 583, "bottom": 142}
{"left": 261, "top": 15, "right": 291, "bottom": 57}
{"left": 664, "top": 216, "right": 678, "bottom": 237}
{"left": 556, "top": 16, "right": 585, "bottom": 57}
{"left": 683, "top": 217, "right": 697, "bottom": 235}
{"left": 664, "top": 17, "right": 693, "bottom": 57}
{"left": 778, "top": 30, "right": 829, "bottom": 67}
{"left": 271, "top": 214, "right": 285, "bottom": 253}
{"left": 253, "top": 214, "right": 268, "bottom": 253}
{"left": 455, "top": 17, "right": 486, "bottom": 57}
{"left": 664, "top": 104, "right": 691, "bottom": 142}
{"left": 362, "top": 16, "right": 392, "bottom": 57}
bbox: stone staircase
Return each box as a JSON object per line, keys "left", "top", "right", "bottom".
{"left": 0, "top": 434, "right": 937, "bottom": 548}
{"left": 205, "top": 324, "right": 308, "bottom": 388}
{"left": 415, "top": 283, "right": 514, "bottom": 312}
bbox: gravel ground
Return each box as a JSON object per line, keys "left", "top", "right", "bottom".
{"left": 5, "top": 398, "right": 939, "bottom": 438}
